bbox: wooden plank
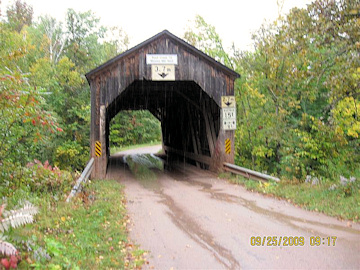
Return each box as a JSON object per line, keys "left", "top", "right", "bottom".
{"left": 187, "top": 104, "right": 200, "bottom": 168}
{"left": 206, "top": 99, "right": 217, "bottom": 146}
{"left": 99, "top": 105, "right": 107, "bottom": 178}
{"left": 139, "top": 51, "right": 145, "bottom": 79}
{"left": 202, "top": 102, "right": 215, "bottom": 157}
{"left": 180, "top": 106, "right": 187, "bottom": 152}
{"left": 191, "top": 105, "right": 204, "bottom": 167}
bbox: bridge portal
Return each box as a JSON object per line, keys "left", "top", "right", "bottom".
{"left": 86, "top": 30, "right": 240, "bottom": 179}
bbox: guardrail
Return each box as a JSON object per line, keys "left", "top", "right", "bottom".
{"left": 66, "top": 157, "right": 95, "bottom": 202}
{"left": 223, "top": 162, "right": 280, "bottom": 182}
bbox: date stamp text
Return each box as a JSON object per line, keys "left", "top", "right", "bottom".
{"left": 250, "top": 236, "right": 337, "bottom": 247}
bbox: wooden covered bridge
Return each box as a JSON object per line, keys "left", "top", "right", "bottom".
{"left": 85, "top": 30, "right": 240, "bottom": 179}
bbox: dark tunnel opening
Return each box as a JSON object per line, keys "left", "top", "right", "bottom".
{"left": 105, "top": 80, "right": 220, "bottom": 170}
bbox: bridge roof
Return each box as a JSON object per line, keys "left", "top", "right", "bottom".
{"left": 85, "top": 30, "right": 240, "bottom": 81}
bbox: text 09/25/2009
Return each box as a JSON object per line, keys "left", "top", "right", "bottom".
{"left": 250, "top": 236, "right": 337, "bottom": 247}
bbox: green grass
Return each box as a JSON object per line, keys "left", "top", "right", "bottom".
{"left": 110, "top": 141, "right": 162, "bottom": 155}
{"left": 17, "top": 179, "right": 146, "bottom": 269}
{"left": 222, "top": 173, "right": 360, "bottom": 222}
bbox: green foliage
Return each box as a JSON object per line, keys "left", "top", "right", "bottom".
{"left": 65, "top": 8, "right": 107, "bottom": 72}
{"left": 6, "top": 0, "right": 33, "bottom": 32}
{"left": 0, "top": 3, "right": 144, "bottom": 269}
{"left": 0, "top": 25, "right": 62, "bottom": 168}
{"left": 232, "top": 0, "right": 359, "bottom": 181}
{"left": 55, "top": 141, "right": 89, "bottom": 171}
{"left": 110, "top": 110, "right": 162, "bottom": 149}
{"left": 1, "top": 2, "right": 130, "bottom": 173}
{"left": 184, "top": 15, "right": 233, "bottom": 68}
{"left": 36, "top": 15, "right": 67, "bottom": 64}
{"left": 25, "top": 160, "right": 75, "bottom": 196}
{"left": 333, "top": 96, "right": 360, "bottom": 139}
{"left": 184, "top": 2, "right": 359, "bottom": 184}
{"left": 0, "top": 159, "right": 74, "bottom": 200}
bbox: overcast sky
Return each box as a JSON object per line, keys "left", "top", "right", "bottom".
{"left": 1, "top": 0, "right": 312, "bottom": 51}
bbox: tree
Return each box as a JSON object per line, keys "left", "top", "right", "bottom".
{"left": 37, "top": 15, "right": 67, "bottom": 64}
{"left": 234, "top": 0, "right": 359, "bottom": 180}
{"left": 184, "top": 15, "right": 234, "bottom": 68}
{"left": 6, "top": 0, "right": 33, "bottom": 32}
{"left": 0, "top": 21, "right": 62, "bottom": 170}
{"left": 64, "top": 8, "right": 107, "bottom": 72}
{"left": 102, "top": 26, "right": 129, "bottom": 58}
{"left": 110, "top": 111, "right": 161, "bottom": 149}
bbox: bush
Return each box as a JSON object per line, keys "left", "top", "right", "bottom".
{"left": 25, "top": 160, "right": 75, "bottom": 197}
{"left": 0, "top": 160, "right": 74, "bottom": 200}
{"left": 55, "top": 141, "right": 89, "bottom": 171}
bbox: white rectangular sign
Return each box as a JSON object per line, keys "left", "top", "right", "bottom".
{"left": 222, "top": 107, "right": 237, "bottom": 130}
{"left": 152, "top": 65, "right": 175, "bottom": 81}
{"left": 223, "top": 119, "right": 237, "bottom": 130}
{"left": 146, "top": 54, "right": 178, "bottom": 65}
{"left": 222, "top": 107, "right": 236, "bottom": 120}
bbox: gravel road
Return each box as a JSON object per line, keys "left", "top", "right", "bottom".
{"left": 107, "top": 146, "right": 360, "bottom": 269}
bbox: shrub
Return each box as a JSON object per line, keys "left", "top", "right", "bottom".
{"left": 55, "top": 141, "right": 89, "bottom": 171}
{"left": 25, "top": 160, "right": 75, "bottom": 197}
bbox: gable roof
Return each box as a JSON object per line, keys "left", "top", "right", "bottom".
{"left": 85, "top": 30, "right": 240, "bottom": 81}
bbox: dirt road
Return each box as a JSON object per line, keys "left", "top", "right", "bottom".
{"left": 107, "top": 147, "right": 360, "bottom": 269}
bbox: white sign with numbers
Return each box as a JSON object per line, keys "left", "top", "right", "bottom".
{"left": 222, "top": 107, "right": 236, "bottom": 130}
{"left": 223, "top": 107, "right": 236, "bottom": 119}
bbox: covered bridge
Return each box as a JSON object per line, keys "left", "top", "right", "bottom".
{"left": 85, "top": 30, "right": 240, "bottom": 179}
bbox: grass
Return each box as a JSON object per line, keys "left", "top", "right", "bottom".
{"left": 110, "top": 141, "right": 162, "bottom": 155}
{"left": 16, "top": 179, "right": 146, "bottom": 269}
{"left": 222, "top": 173, "right": 360, "bottom": 222}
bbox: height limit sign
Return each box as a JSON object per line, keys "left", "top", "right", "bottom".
{"left": 221, "top": 96, "right": 236, "bottom": 130}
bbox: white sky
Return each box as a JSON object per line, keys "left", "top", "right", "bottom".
{"left": 1, "top": 0, "right": 312, "bottom": 51}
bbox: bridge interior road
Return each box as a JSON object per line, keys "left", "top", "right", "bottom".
{"left": 107, "top": 147, "right": 360, "bottom": 269}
